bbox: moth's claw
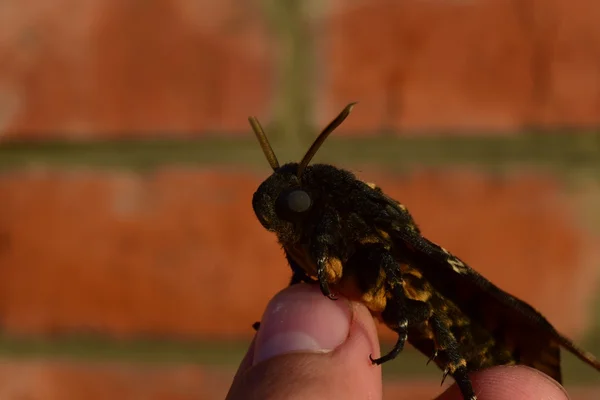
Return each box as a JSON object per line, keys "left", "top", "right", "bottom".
{"left": 441, "top": 368, "right": 450, "bottom": 385}
{"left": 369, "top": 354, "right": 382, "bottom": 365}
{"left": 427, "top": 350, "right": 438, "bottom": 365}
{"left": 252, "top": 321, "right": 261, "bottom": 331}
{"left": 318, "top": 279, "right": 337, "bottom": 300}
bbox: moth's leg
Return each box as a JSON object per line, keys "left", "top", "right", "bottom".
{"left": 368, "top": 246, "right": 433, "bottom": 365}
{"left": 310, "top": 209, "right": 343, "bottom": 300}
{"left": 286, "top": 253, "right": 313, "bottom": 286}
{"left": 368, "top": 247, "right": 409, "bottom": 365}
{"left": 289, "top": 272, "right": 304, "bottom": 285}
{"left": 372, "top": 311, "right": 408, "bottom": 363}
{"left": 431, "top": 316, "right": 476, "bottom": 400}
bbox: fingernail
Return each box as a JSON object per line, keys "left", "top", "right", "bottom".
{"left": 253, "top": 284, "right": 352, "bottom": 365}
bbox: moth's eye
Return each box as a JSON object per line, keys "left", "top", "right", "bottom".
{"left": 286, "top": 189, "right": 312, "bottom": 213}
{"left": 276, "top": 189, "right": 312, "bottom": 219}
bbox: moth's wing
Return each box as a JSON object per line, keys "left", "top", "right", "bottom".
{"left": 370, "top": 191, "right": 600, "bottom": 382}
{"left": 400, "top": 231, "right": 564, "bottom": 381}
{"left": 410, "top": 234, "right": 600, "bottom": 375}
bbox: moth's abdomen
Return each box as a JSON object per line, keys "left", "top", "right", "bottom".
{"left": 399, "top": 267, "right": 562, "bottom": 379}
{"left": 335, "top": 267, "right": 389, "bottom": 314}
{"left": 401, "top": 288, "right": 515, "bottom": 374}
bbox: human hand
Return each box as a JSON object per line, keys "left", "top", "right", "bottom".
{"left": 226, "top": 283, "right": 569, "bottom": 400}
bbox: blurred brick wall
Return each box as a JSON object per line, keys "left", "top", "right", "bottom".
{"left": 1, "top": 2, "right": 599, "bottom": 398}
{"left": 2, "top": 0, "right": 600, "bottom": 139}
{"left": 0, "top": 167, "right": 598, "bottom": 341}
{"left": 318, "top": 0, "right": 600, "bottom": 132}
{"left": 0, "top": 0, "right": 273, "bottom": 139}
{"left": 1, "top": 360, "right": 597, "bottom": 400}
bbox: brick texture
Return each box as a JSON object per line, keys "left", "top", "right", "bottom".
{"left": 0, "top": 360, "right": 597, "bottom": 400}
{"left": 2, "top": 1, "right": 600, "bottom": 139}
{"left": 320, "top": 0, "right": 600, "bottom": 132}
{"left": 0, "top": 360, "right": 231, "bottom": 400}
{"left": 0, "top": 168, "right": 597, "bottom": 340}
{"left": 0, "top": 0, "right": 272, "bottom": 139}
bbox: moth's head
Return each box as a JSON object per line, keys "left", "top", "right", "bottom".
{"left": 251, "top": 162, "right": 308, "bottom": 237}
{"left": 249, "top": 103, "right": 356, "bottom": 239}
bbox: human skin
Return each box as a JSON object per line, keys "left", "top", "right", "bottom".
{"left": 226, "top": 284, "right": 569, "bottom": 400}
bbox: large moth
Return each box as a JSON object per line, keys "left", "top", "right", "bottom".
{"left": 249, "top": 103, "right": 600, "bottom": 399}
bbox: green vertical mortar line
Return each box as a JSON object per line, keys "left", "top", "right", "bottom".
{"left": 261, "top": 0, "right": 315, "bottom": 146}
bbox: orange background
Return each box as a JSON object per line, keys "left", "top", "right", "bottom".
{"left": 2, "top": 0, "right": 600, "bottom": 138}
{"left": 1, "top": 0, "right": 600, "bottom": 398}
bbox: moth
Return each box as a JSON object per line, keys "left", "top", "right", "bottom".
{"left": 248, "top": 103, "right": 600, "bottom": 400}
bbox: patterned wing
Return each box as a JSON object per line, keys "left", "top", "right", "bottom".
{"left": 369, "top": 188, "right": 600, "bottom": 382}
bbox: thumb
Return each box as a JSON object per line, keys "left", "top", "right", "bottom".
{"left": 226, "top": 283, "right": 383, "bottom": 400}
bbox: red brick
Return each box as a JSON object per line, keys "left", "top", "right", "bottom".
{"left": 319, "top": 0, "right": 600, "bottom": 132}
{"left": 0, "top": 360, "right": 231, "bottom": 400}
{"left": 0, "top": 0, "right": 272, "bottom": 139}
{"left": 0, "top": 168, "right": 597, "bottom": 340}
{"left": 3, "top": 1, "right": 600, "bottom": 138}
{"left": 0, "top": 360, "right": 596, "bottom": 400}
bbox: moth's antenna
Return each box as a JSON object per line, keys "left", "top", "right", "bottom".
{"left": 248, "top": 116, "right": 280, "bottom": 170}
{"left": 296, "top": 102, "right": 357, "bottom": 179}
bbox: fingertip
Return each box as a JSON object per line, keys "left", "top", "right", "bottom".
{"left": 437, "top": 365, "right": 569, "bottom": 400}
{"left": 334, "top": 297, "right": 381, "bottom": 363}
{"left": 328, "top": 293, "right": 383, "bottom": 399}
{"left": 252, "top": 284, "right": 352, "bottom": 365}
{"left": 228, "top": 284, "right": 383, "bottom": 400}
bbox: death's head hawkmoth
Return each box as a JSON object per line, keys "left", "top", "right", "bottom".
{"left": 248, "top": 103, "right": 600, "bottom": 400}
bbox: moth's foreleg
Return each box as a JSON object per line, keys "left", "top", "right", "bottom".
{"left": 289, "top": 272, "right": 304, "bottom": 285}
{"left": 310, "top": 209, "right": 343, "bottom": 300}
{"left": 431, "top": 316, "right": 477, "bottom": 400}
{"left": 285, "top": 253, "right": 314, "bottom": 286}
